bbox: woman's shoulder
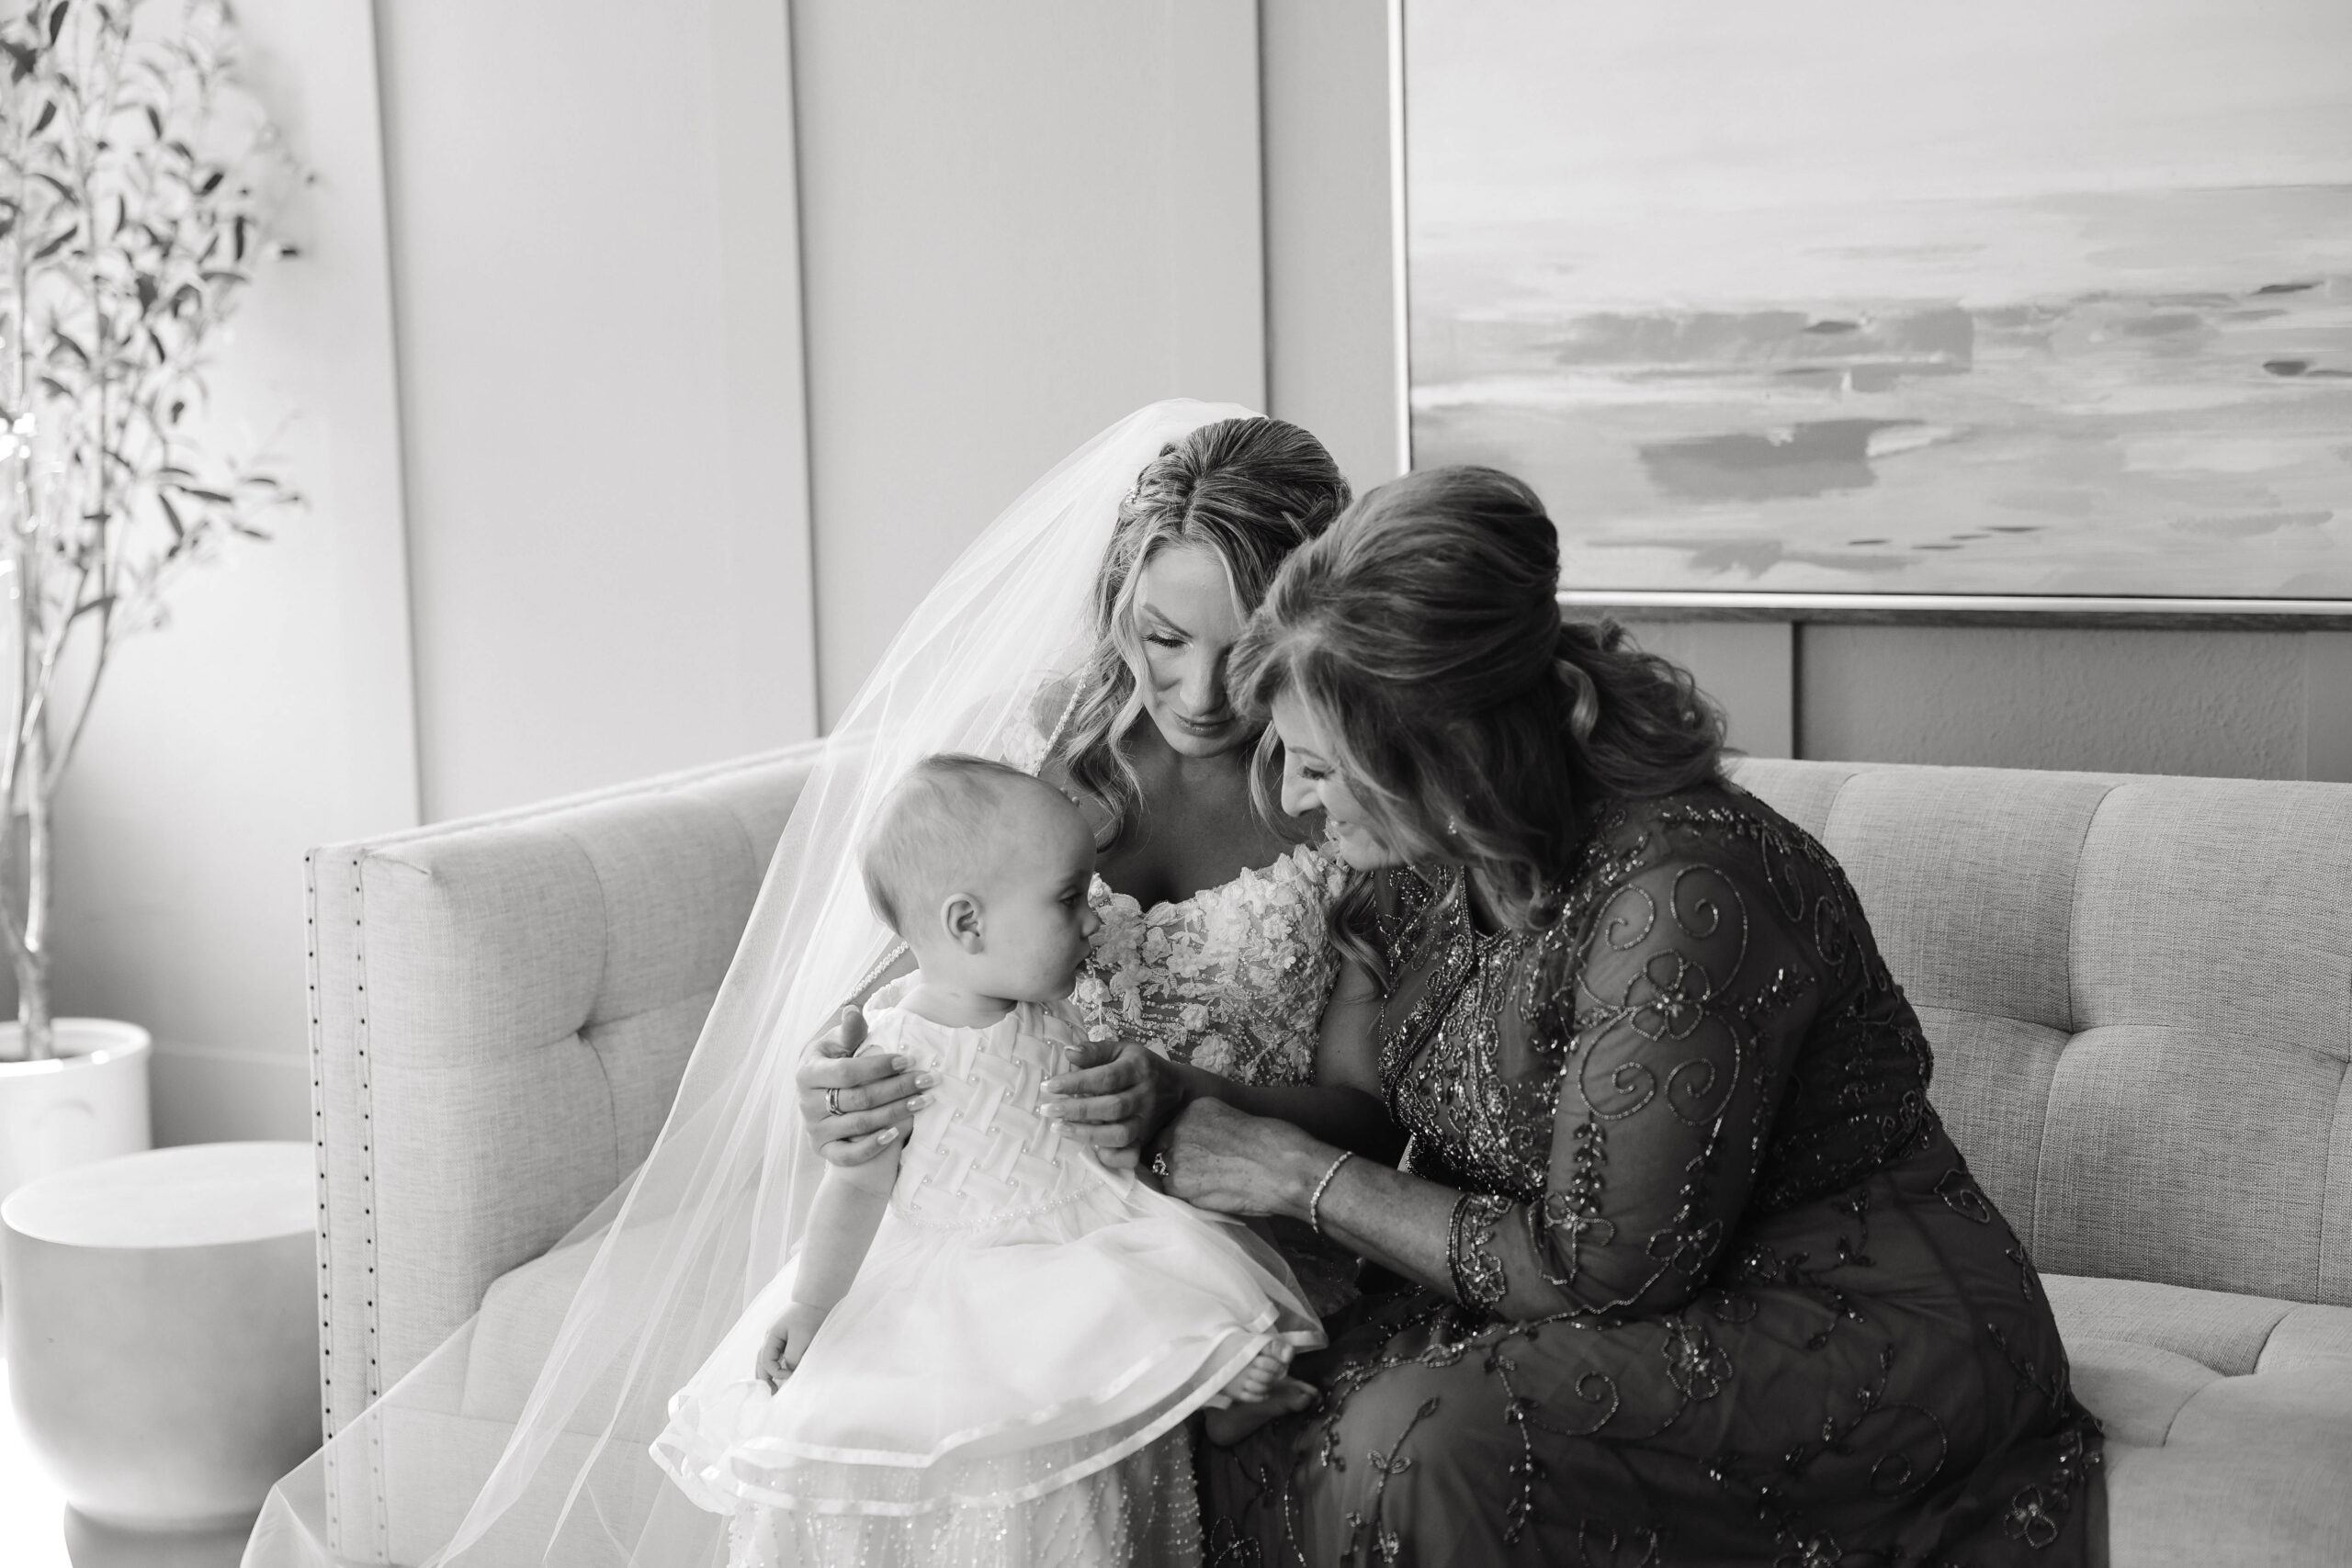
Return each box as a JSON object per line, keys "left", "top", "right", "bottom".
{"left": 998, "top": 674, "right": 1081, "bottom": 777}
{"left": 1579, "top": 776, "right": 1833, "bottom": 879}
{"left": 1027, "top": 673, "right": 1081, "bottom": 740}
{"left": 1552, "top": 776, "right": 1862, "bottom": 943}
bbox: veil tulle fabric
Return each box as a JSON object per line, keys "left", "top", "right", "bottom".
{"left": 245, "top": 400, "right": 1256, "bottom": 1567}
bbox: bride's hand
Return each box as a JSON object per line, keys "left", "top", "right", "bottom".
{"left": 1042, "top": 1037, "right": 1189, "bottom": 1170}
{"left": 796, "top": 1006, "right": 935, "bottom": 1166}
{"left": 1153, "top": 1099, "right": 1326, "bottom": 1218}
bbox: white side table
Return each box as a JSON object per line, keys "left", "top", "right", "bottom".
{"left": 2, "top": 1142, "right": 320, "bottom": 1566}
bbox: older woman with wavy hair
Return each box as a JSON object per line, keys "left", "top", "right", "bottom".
{"left": 1161, "top": 468, "right": 2104, "bottom": 1565}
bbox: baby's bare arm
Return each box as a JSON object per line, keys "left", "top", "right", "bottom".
{"left": 790, "top": 1148, "right": 899, "bottom": 1314}
{"left": 759, "top": 1147, "right": 899, "bottom": 1382}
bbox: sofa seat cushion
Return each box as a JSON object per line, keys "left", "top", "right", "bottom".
{"left": 2045, "top": 1273, "right": 2352, "bottom": 1567}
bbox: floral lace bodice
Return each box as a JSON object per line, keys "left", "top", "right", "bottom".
{"left": 999, "top": 682, "right": 1349, "bottom": 1089}
{"left": 1069, "top": 842, "right": 1349, "bottom": 1088}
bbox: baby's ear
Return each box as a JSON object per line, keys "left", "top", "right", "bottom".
{"left": 940, "top": 892, "right": 985, "bottom": 953}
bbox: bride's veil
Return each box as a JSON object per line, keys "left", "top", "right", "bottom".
{"left": 245, "top": 400, "right": 1255, "bottom": 1566}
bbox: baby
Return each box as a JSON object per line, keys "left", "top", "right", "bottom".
{"left": 653, "top": 754, "right": 1320, "bottom": 1566}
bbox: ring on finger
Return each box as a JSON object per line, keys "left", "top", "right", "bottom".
{"left": 1150, "top": 1152, "right": 1171, "bottom": 1178}
{"left": 824, "top": 1087, "right": 844, "bottom": 1118}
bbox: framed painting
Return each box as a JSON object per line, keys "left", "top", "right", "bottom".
{"left": 1400, "top": 0, "right": 2352, "bottom": 621}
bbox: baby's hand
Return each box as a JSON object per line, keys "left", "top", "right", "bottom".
{"left": 756, "top": 1302, "right": 830, "bottom": 1389}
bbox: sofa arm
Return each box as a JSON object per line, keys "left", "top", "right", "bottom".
{"left": 304, "top": 744, "right": 819, "bottom": 1444}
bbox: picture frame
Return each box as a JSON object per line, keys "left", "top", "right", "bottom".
{"left": 1396, "top": 0, "right": 2352, "bottom": 625}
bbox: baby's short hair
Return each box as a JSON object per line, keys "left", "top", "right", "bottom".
{"left": 861, "top": 752, "right": 1041, "bottom": 935}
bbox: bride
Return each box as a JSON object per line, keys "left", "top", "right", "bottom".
{"left": 245, "top": 401, "right": 1396, "bottom": 1567}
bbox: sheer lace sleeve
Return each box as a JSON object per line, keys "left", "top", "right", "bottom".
{"left": 1449, "top": 851, "right": 1824, "bottom": 1321}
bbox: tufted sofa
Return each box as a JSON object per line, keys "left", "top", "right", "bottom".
{"left": 295, "top": 746, "right": 818, "bottom": 1563}
{"left": 288, "top": 751, "right": 2352, "bottom": 1565}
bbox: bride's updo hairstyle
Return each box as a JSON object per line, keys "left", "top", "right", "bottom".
{"left": 1050, "top": 415, "right": 1351, "bottom": 848}
{"left": 1232, "top": 465, "right": 1724, "bottom": 942}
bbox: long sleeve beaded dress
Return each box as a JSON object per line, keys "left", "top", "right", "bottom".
{"left": 1200, "top": 782, "right": 2103, "bottom": 1568}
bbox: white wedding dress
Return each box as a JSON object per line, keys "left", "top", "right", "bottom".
{"left": 243, "top": 401, "right": 1329, "bottom": 1568}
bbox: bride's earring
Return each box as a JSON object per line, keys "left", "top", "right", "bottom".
{"left": 1445, "top": 818, "right": 1460, "bottom": 837}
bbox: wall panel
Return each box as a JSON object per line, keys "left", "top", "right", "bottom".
{"left": 40, "top": 0, "right": 417, "bottom": 1142}
{"left": 378, "top": 0, "right": 817, "bottom": 819}
{"left": 793, "top": 0, "right": 1268, "bottom": 720}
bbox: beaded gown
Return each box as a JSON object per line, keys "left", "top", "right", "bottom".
{"left": 1201, "top": 783, "right": 2104, "bottom": 1567}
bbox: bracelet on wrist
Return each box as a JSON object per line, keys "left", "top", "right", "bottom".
{"left": 1307, "top": 1150, "right": 1355, "bottom": 1236}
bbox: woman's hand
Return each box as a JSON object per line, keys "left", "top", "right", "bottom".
{"left": 1153, "top": 1098, "right": 1328, "bottom": 1219}
{"left": 796, "top": 1006, "right": 934, "bottom": 1166}
{"left": 1042, "top": 1037, "right": 1190, "bottom": 1170}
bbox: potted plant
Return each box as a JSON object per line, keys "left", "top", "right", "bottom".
{"left": 0, "top": 0, "right": 295, "bottom": 1199}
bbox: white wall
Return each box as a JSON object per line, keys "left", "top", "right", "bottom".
{"left": 1261, "top": 0, "right": 1404, "bottom": 492}
{"left": 376, "top": 0, "right": 817, "bottom": 819}
{"left": 44, "top": 0, "right": 418, "bottom": 1143}
{"left": 792, "top": 0, "right": 1266, "bottom": 720}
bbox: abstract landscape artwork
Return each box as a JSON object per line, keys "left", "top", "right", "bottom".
{"left": 1404, "top": 0, "right": 2352, "bottom": 604}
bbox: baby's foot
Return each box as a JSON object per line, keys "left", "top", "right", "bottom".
{"left": 1224, "top": 1347, "right": 1288, "bottom": 1405}
{"left": 1204, "top": 1371, "right": 1317, "bottom": 1446}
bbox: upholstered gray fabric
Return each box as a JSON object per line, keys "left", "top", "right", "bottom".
{"left": 1735, "top": 760, "right": 2352, "bottom": 1311}
{"left": 2045, "top": 1274, "right": 2352, "bottom": 1566}
{"left": 311, "top": 755, "right": 2352, "bottom": 1566}
{"left": 308, "top": 745, "right": 818, "bottom": 1448}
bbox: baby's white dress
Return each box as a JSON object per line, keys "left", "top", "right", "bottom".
{"left": 652, "top": 998, "right": 1321, "bottom": 1568}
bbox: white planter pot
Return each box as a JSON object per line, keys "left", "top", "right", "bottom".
{"left": 0, "top": 1018, "right": 153, "bottom": 1206}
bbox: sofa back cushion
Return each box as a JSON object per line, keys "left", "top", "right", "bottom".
{"left": 311, "top": 747, "right": 817, "bottom": 1412}
{"left": 1732, "top": 759, "right": 2352, "bottom": 1309}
